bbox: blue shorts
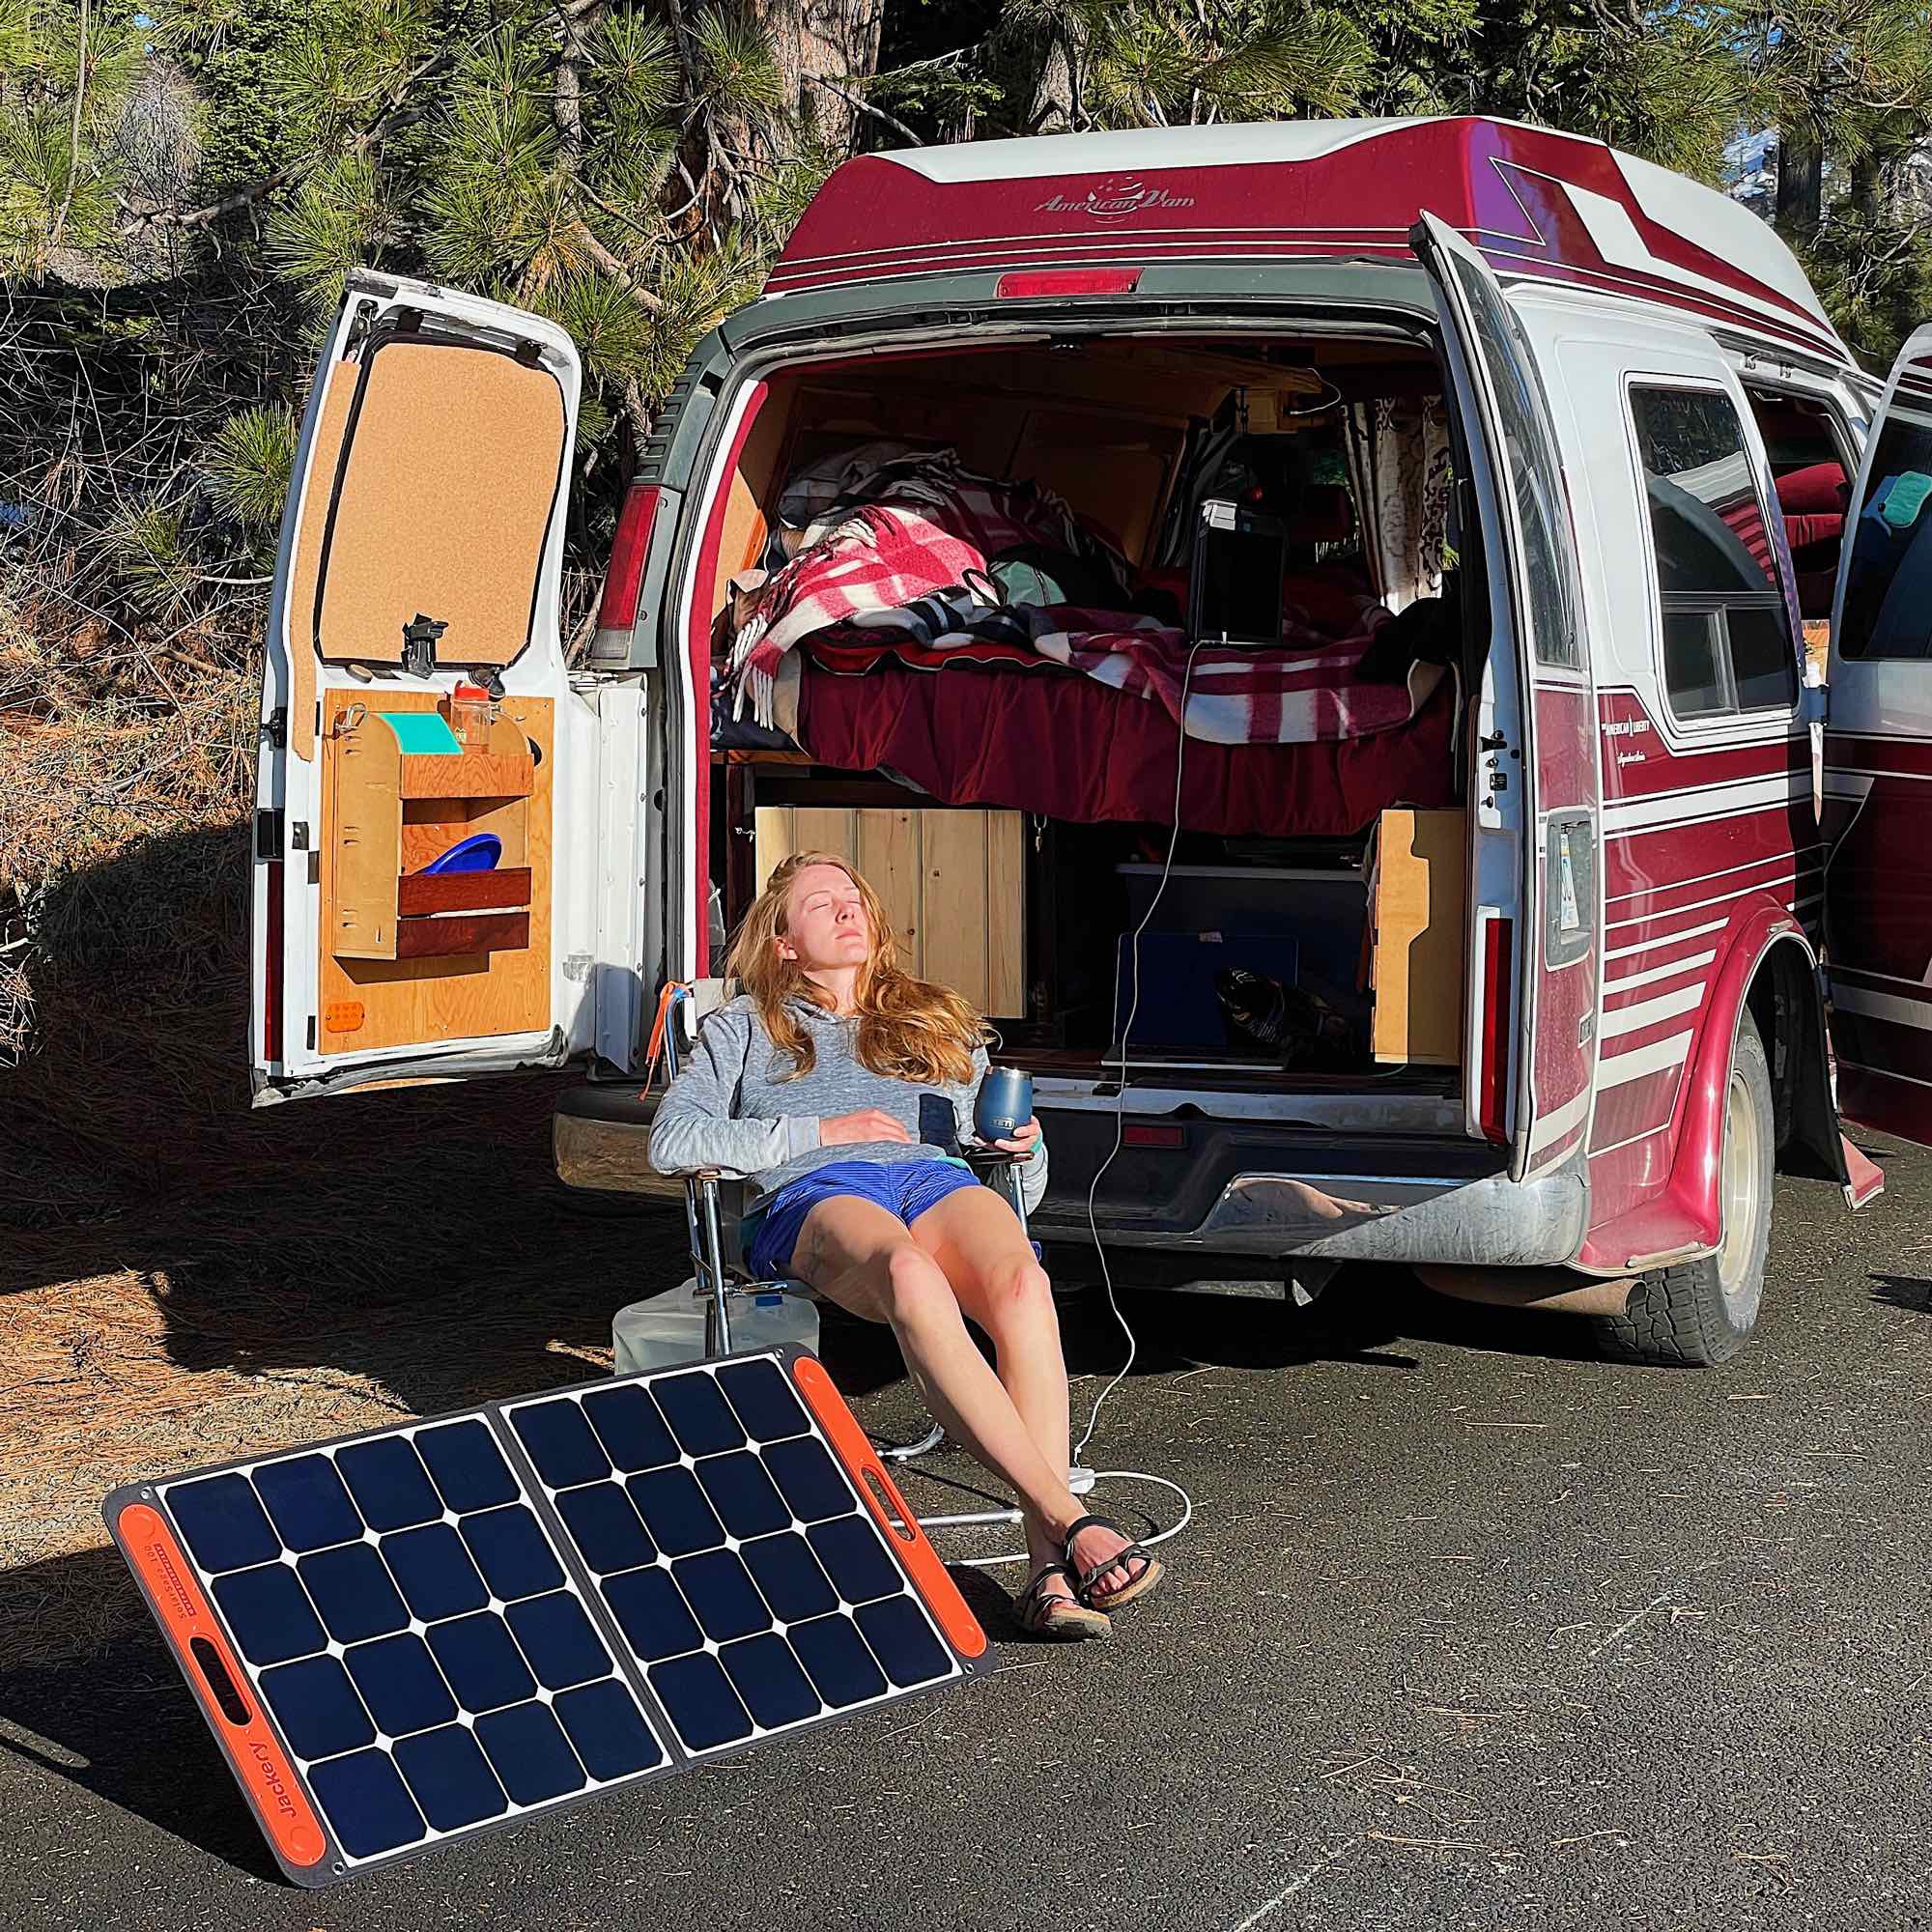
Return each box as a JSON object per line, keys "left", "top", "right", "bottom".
{"left": 745, "top": 1158, "right": 979, "bottom": 1281}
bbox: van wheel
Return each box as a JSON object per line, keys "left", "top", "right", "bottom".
{"left": 1593, "top": 1010, "right": 1774, "bottom": 1369}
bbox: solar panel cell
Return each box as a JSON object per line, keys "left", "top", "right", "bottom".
{"left": 253, "top": 1454, "right": 364, "bottom": 1552}
{"left": 384, "top": 1523, "right": 489, "bottom": 1624}
{"left": 392, "top": 1725, "right": 509, "bottom": 1833}
{"left": 553, "top": 1679, "right": 666, "bottom": 1779}
{"left": 761, "top": 1435, "right": 853, "bottom": 1525}
{"left": 788, "top": 1611, "right": 889, "bottom": 1708}
{"left": 854, "top": 1595, "right": 952, "bottom": 1689}
{"left": 474, "top": 1702, "right": 586, "bottom": 1805}
{"left": 721, "top": 1634, "right": 821, "bottom": 1730}
{"left": 307, "top": 1749, "right": 426, "bottom": 1859}
{"left": 807, "top": 1514, "right": 902, "bottom": 1605}
{"left": 554, "top": 1482, "right": 656, "bottom": 1577}
{"left": 213, "top": 1562, "right": 327, "bottom": 1666}
{"left": 649, "top": 1370, "right": 746, "bottom": 1457}
{"left": 415, "top": 1421, "right": 520, "bottom": 1515}
{"left": 695, "top": 1451, "right": 792, "bottom": 1541}
{"left": 166, "top": 1472, "right": 282, "bottom": 1575}
{"left": 715, "top": 1358, "right": 810, "bottom": 1443}
{"left": 344, "top": 1634, "right": 458, "bottom": 1738}
{"left": 509, "top": 1398, "right": 612, "bottom": 1492}
{"left": 459, "top": 1504, "right": 565, "bottom": 1603}
{"left": 739, "top": 1532, "right": 838, "bottom": 1624}
{"left": 336, "top": 1437, "right": 442, "bottom": 1532}
{"left": 260, "top": 1654, "right": 378, "bottom": 1761}
{"left": 601, "top": 1565, "right": 703, "bottom": 1662}
{"left": 624, "top": 1466, "right": 724, "bottom": 1558}
{"left": 675, "top": 1548, "right": 770, "bottom": 1643}
{"left": 649, "top": 1652, "right": 753, "bottom": 1750}
{"left": 298, "top": 1543, "right": 411, "bottom": 1644}
{"left": 580, "top": 1384, "right": 678, "bottom": 1472}
{"left": 426, "top": 1612, "right": 538, "bottom": 1714}
{"left": 504, "top": 1591, "right": 611, "bottom": 1691}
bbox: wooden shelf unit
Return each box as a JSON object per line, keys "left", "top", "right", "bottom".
{"left": 319, "top": 692, "right": 554, "bottom": 1056}
{"left": 328, "top": 709, "right": 535, "bottom": 962}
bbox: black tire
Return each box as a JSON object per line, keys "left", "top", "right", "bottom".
{"left": 1593, "top": 1009, "right": 1775, "bottom": 1369}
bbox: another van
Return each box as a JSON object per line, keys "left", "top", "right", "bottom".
{"left": 250, "top": 116, "right": 1932, "bottom": 1367}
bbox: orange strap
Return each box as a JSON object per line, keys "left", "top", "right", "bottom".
{"left": 641, "top": 981, "right": 690, "bottom": 1094}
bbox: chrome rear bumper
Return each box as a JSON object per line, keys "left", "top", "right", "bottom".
{"left": 554, "top": 1087, "right": 1588, "bottom": 1269}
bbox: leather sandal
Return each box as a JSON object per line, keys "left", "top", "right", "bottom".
{"left": 1015, "top": 1563, "right": 1111, "bottom": 1641}
{"left": 1063, "top": 1514, "right": 1163, "bottom": 1613}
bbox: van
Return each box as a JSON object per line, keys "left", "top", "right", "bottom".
{"left": 250, "top": 116, "right": 1932, "bottom": 1367}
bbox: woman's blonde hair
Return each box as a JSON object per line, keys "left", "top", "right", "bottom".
{"left": 725, "top": 851, "right": 986, "bottom": 1085}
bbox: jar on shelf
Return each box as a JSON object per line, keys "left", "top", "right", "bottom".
{"left": 445, "top": 680, "right": 496, "bottom": 750}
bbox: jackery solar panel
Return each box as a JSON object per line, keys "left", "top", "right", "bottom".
{"left": 104, "top": 1348, "right": 988, "bottom": 1886}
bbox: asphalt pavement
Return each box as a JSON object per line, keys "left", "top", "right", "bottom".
{"left": 8, "top": 1143, "right": 1932, "bottom": 1931}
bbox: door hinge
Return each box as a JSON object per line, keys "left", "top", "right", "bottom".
{"left": 264, "top": 707, "right": 287, "bottom": 750}
{"left": 307, "top": 851, "right": 321, "bottom": 886}
{"left": 254, "top": 810, "right": 284, "bottom": 861}
{"left": 307, "top": 1017, "right": 317, "bottom": 1051}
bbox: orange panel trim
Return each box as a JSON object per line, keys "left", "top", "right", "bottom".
{"left": 788, "top": 1355, "right": 987, "bottom": 1660}
{"left": 116, "top": 1504, "right": 329, "bottom": 1869}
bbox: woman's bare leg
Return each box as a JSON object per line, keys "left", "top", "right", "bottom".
{"left": 786, "top": 1195, "right": 1080, "bottom": 1549}
{"left": 910, "top": 1185, "right": 1147, "bottom": 1606}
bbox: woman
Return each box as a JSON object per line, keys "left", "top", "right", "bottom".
{"left": 649, "top": 851, "right": 1162, "bottom": 1639}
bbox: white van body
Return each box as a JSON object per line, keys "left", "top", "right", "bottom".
{"left": 252, "top": 118, "right": 1932, "bottom": 1366}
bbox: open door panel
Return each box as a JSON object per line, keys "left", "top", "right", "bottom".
{"left": 1822, "top": 325, "right": 1932, "bottom": 1144}
{"left": 251, "top": 273, "right": 651, "bottom": 1101}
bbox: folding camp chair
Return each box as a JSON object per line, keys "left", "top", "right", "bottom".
{"left": 654, "top": 981, "right": 1035, "bottom": 1463}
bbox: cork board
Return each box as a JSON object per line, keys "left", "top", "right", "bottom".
{"left": 318, "top": 691, "right": 554, "bottom": 1055}
{"left": 314, "top": 339, "right": 567, "bottom": 668}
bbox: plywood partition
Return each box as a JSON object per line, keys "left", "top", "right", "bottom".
{"left": 753, "top": 806, "right": 1027, "bottom": 1017}
{"left": 319, "top": 692, "right": 554, "bottom": 1055}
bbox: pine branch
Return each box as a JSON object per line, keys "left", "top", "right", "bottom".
{"left": 118, "top": 34, "right": 461, "bottom": 237}
{"left": 801, "top": 71, "right": 923, "bottom": 147}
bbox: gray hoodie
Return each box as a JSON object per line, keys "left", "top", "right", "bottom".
{"left": 647, "top": 993, "right": 1048, "bottom": 1215}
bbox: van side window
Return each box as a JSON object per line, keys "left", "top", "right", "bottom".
{"left": 1444, "top": 256, "right": 1584, "bottom": 669}
{"left": 1838, "top": 401, "right": 1932, "bottom": 660}
{"left": 1629, "top": 384, "right": 1798, "bottom": 719}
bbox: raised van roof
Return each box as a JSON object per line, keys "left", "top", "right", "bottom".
{"left": 766, "top": 116, "right": 1847, "bottom": 368}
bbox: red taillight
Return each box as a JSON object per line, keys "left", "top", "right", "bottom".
{"left": 996, "top": 269, "right": 1143, "bottom": 299}
{"left": 263, "top": 859, "right": 284, "bottom": 1065}
{"left": 1478, "top": 915, "right": 1514, "bottom": 1146}
{"left": 1122, "top": 1123, "right": 1185, "bottom": 1149}
{"left": 597, "top": 482, "right": 662, "bottom": 635}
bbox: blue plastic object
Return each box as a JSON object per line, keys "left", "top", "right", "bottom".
{"left": 422, "top": 834, "right": 501, "bottom": 875}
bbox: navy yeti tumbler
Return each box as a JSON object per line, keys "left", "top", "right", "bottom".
{"left": 975, "top": 1065, "right": 1033, "bottom": 1144}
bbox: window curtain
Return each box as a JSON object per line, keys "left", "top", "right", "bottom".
{"left": 1344, "top": 399, "right": 1454, "bottom": 611}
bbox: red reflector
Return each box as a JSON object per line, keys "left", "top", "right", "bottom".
{"left": 597, "top": 482, "right": 662, "bottom": 634}
{"left": 996, "top": 269, "right": 1143, "bottom": 299}
{"left": 1122, "top": 1123, "right": 1185, "bottom": 1149}
{"left": 1479, "top": 916, "right": 1513, "bottom": 1146}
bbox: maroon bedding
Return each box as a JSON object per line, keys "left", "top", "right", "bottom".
{"left": 795, "top": 659, "right": 1459, "bottom": 838}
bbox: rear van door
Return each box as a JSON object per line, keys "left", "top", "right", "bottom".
{"left": 1821, "top": 326, "right": 1932, "bottom": 1140}
{"left": 1410, "top": 214, "right": 1598, "bottom": 1179}
{"left": 251, "top": 274, "right": 653, "bottom": 1101}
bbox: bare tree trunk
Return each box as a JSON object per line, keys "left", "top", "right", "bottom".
{"left": 1775, "top": 123, "right": 1824, "bottom": 242}
{"left": 750, "top": 0, "right": 886, "bottom": 155}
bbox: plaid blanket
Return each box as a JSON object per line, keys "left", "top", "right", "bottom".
{"left": 727, "top": 450, "right": 1437, "bottom": 745}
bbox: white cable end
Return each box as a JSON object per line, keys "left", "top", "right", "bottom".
{"left": 1069, "top": 1466, "right": 1096, "bottom": 1494}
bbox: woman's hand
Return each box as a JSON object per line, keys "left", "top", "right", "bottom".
{"left": 989, "top": 1118, "right": 1041, "bottom": 1158}
{"left": 819, "top": 1108, "right": 912, "bottom": 1147}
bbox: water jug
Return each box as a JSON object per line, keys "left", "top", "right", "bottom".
{"left": 612, "top": 1283, "right": 818, "bottom": 1376}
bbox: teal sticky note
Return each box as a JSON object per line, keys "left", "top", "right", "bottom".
{"left": 1881, "top": 471, "right": 1932, "bottom": 533}
{"left": 371, "top": 711, "right": 463, "bottom": 755}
